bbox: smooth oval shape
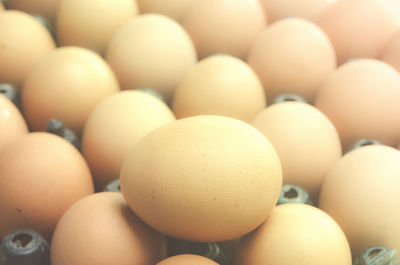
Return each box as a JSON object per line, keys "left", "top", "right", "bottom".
{"left": 120, "top": 115, "right": 282, "bottom": 242}
{"left": 136, "top": 0, "right": 195, "bottom": 21}
{"left": 157, "top": 254, "right": 219, "bottom": 265}
{"left": 381, "top": 29, "right": 400, "bottom": 72}
{"left": 235, "top": 204, "right": 352, "bottom": 265}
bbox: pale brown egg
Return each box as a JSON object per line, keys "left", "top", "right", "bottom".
{"left": 172, "top": 54, "right": 266, "bottom": 122}
{"left": 51, "top": 192, "right": 167, "bottom": 265}
{"left": 22, "top": 46, "right": 120, "bottom": 135}
{"left": 247, "top": 17, "right": 336, "bottom": 103}
{"left": 157, "top": 254, "right": 219, "bottom": 265}
{"left": 120, "top": 115, "right": 282, "bottom": 242}
{"left": 259, "top": 0, "right": 335, "bottom": 23}
{"left": 0, "top": 2, "right": 4, "bottom": 10}
{"left": 82, "top": 90, "right": 176, "bottom": 190}
{"left": 181, "top": 0, "right": 266, "bottom": 59}
{"left": 7, "top": 0, "right": 60, "bottom": 22}
{"left": 235, "top": 204, "right": 352, "bottom": 265}
{"left": 0, "top": 132, "right": 94, "bottom": 241}
{"left": 319, "top": 145, "right": 400, "bottom": 259}
{"left": 56, "top": 0, "right": 139, "bottom": 55}
{"left": 315, "top": 59, "right": 400, "bottom": 149}
{"left": 0, "top": 10, "right": 56, "bottom": 89}
{"left": 136, "top": 0, "right": 195, "bottom": 21}
{"left": 316, "top": 0, "right": 400, "bottom": 64}
{"left": 106, "top": 14, "right": 196, "bottom": 103}
{"left": 381, "top": 30, "right": 400, "bottom": 72}
{"left": 0, "top": 95, "right": 28, "bottom": 151}
{"left": 251, "top": 101, "right": 342, "bottom": 201}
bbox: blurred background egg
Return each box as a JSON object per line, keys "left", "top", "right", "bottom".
{"left": 319, "top": 145, "right": 400, "bottom": 259}
{"left": 157, "top": 254, "right": 219, "bottom": 265}
{"left": 106, "top": 14, "right": 197, "bottom": 103}
{"left": 0, "top": 132, "right": 94, "bottom": 241}
{"left": 315, "top": 0, "right": 400, "bottom": 64}
{"left": 0, "top": 10, "right": 56, "bottom": 89}
{"left": 56, "top": 0, "right": 139, "bottom": 55}
{"left": 247, "top": 17, "right": 336, "bottom": 103}
{"left": 82, "top": 90, "right": 176, "bottom": 190}
{"left": 0, "top": 1, "right": 4, "bottom": 10}
{"left": 51, "top": 192, "right": 167, "bottom": 265}
{"left": 315, "top": 59, "right": 400, "bottom": 149}
{"left": 181, "top": 0, "right": 266, "bottom": 59}
{"left": 0, "top": 94, "right": 28, "bottom": 151}
{"left": 136, "top": 0, "right": 195, "bottom": 22}
{"left": 7, "top": 0, "right": 60, "bottom": 22}
{"left": 120, "top": 115, "right": 282, "bottom": 242}
{"left": 259, "top": 0, "right": 335, "bottom": 23}
{"left": 172, "top": 54, "right": 266, "bottom": 122}
{"left": 235, "top": 204, "right": 352, "bottom": 265}
{"left": 381, "top": 29, "right": 400, "bottom": 72}
{"left": 22, "top": 46, "right": 120, "bottom": 135}
{"left": 251, "top": 101, "right": 342, "bottom": 201}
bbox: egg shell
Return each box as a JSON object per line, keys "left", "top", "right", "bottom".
{"left": 247, "top": 17, "right": 336, "bottom": 103}
{"left": 51, "top": 192, "right": 167, "bottom": 265}
{"left": 315, "top": 59, "right": 400, "bottom": 148}
{"left": 181, "top": 0, "right": 266, "bottom": 59}
{"left": 136, "top": 0, "right": 195, "bottom": 21}
{"left": 22, "top": 46, "right": 120, "bottom": 135}
{"left": 251, "top": 101, "right": 342, "bottom": 201}
{"left": 235, "top": 204, "right": 352, "bottom": 265}
{"left": 56, "top": 0, "right": 139, "bottom": 55}
{"left": 82, "top": 90, "right": 176, "bottom": 190}
{"left": 7, "top": 0, "right": 61, "bottom": 21}
{"left": 120, "top": 115, "right": 282, "bottom": 242}
{"left": 381, "top": 29, "right": 400, "bottom": 72}
{"left": 0, "top": 132, "right": 94, "bottom": 241}
{"left": 319, "top": 145, "right": 400, "bottom": 259}
{"left": 0, "top": 95, "right": 28, "bottom": 151}
{"left": 157, "top": 254, "right": 219, "bottom": 265}
{"left": 106, "top": 14, "right": 197, "bottom": 103}
{"left": 172, "top": 54, "right": 266, "bottom": 122}
{"left": 0, "top": 10, "right": 56, "bottom": 89}
{"left": 0, "top": 2, "right": 4, "bottom": 10}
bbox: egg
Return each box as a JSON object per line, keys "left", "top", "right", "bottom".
{"left": 0, "top": 2, "right": 4, "bottom": 10}
{"left": 0, "top": 95, "right": 28, "bottom": 151}
{"left": 106, "top": 14, "right": 197, "bottom": 103}
{"left": 319, "top": 145, "right": 400, "bottom": 258}
{"left": 251, "top": 101, "right": 342, "bottom": 201}
{"left": 172, "top": 54, "right": 266, "bottom": 122}
{"left": 120, "top": 115, "right": 282, "bottom": 242}
{"left": 0, "top": 132, "right": 94, "bottom": 241}
{"left": 22, "top": 46, "right": 120, "bottom": 135}
{"left": 136, "top": 0, "right": 195, "bottom": 21}
{"left": 316, "top": 0, "right": 400, "bottom": 64}
{"left": 259, "top": 0, "right": 335, "bottom": 23}
{"left": 315, "top": 59, "right": 400, "bottom": 148}
{"left": 82, "top": 90, "right": 176, "bottom": 190}
{"left": 181, "top": 0, "right": 266, "bottom": 59}
{"left": 235, "top": 204, "right": 352, "bottom": 265}
{"left": 247, "top": 17, "right": 336, "bottom": 103}
{"left": 7, "top": 0, "right": 60, "bottom": 22}
{"left": 51, "top": 192, "right": 167, "bottom": 265}
{"left": 56, "top": 0, "right": 139, "bottom": 55}
{"left": 381, "top": 29, "right": 400, "bottom": 72}
{"left": 157, "top": 254, "right": 219, "bottom": 265}
{"left": 0, "top": 10, "right": 56, "bottom": 89}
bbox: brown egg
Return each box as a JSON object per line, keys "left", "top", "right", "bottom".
{"left": 0, "top": 132, "right": 94, "bottom": 241}
{"left": 7, "top": 0, "right": 60, "bottom": 22}
{"left": 172, "top": 54, "right": 266, "bottom": 122}
{"left": 56, "top": 0, "right": 139, "bottom": 55}
{"left": 251, "top": 102, "right": 342, "bottom": 201}
{"left": 22, "top": 46, "right": 120, "bottom": 135}
{"left": 0, "top": 2, "right": 4, "bottom": 10}
{"left": 82, "top": 90, "right": 176, "bottom": 190}
{"left": 120, "top": 115, "right": 282, "bottom": 242}
{"left": 181, "top": 0, "right": 266, "bottom": 59}
{"left": 136, "top": 0, "right": 195, "bottom": 21}
{"left": 0, "top": 95, "right": 28, "bottom": 151}
{"left": 319, "top": 145, "right": 400, "bottom": 258}
{"left": 0, "top": 10, "right": 56, "bottom": 89}
{"left": 315, "top": 59, "right": 400, "bottom": 149}
{"left": 235, "top": 204, "right": 352, "bottom": 265}
{"left": 259, "top": 0, "right": 335, "bottom": 23}
{"left": 106, "top": 14, "right": 196, "bottom": 103}
{"left": 381, "top": 29, "right": 400, "bottom": 72}
{"left": 51, "top": 192, "right": 167, "bottom": 265}
{"left": 316, "top": 0, "right": 400, "bottom": 64}
{"left": 157, "top": 254, "right": 219, "bottom": 265}
{"left": 247, "top": 17, "right": 336, "bottom": 103}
